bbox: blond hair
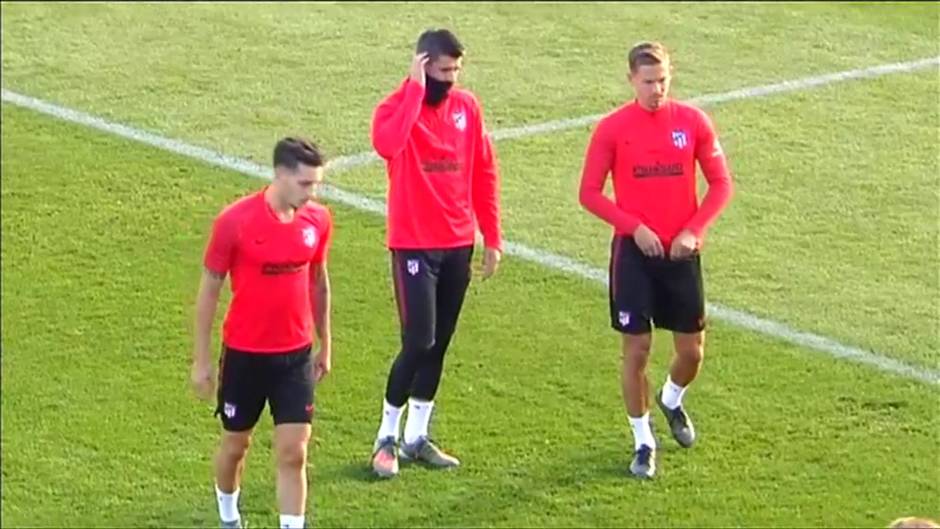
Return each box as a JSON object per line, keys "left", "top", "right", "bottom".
{"left": 889, "top": 517, "right": 940, "bottom": 529}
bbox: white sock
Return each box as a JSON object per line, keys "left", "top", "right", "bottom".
{"left": 279, "top": 514, "right": 305, "bottom": 529}
{"left": 377, "top": 399, "right": 404, "bottom": 441}
{"left": 403, "top": 398, "right": 434, "bottom": 445}
{"left": 628, "top": 413, "right": 656, "bottom": 451}
{"left": 660, "top": 375, "right": 687, "bottom": 410}
{"left": 215, "top": 484, "right": 240, "bottom": 523}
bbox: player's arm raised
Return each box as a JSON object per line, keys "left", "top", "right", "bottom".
{"left": 370, "top": 53, "right": 429, "bottom": 160}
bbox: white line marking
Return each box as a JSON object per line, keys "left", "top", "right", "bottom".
{"left": 324, "top": 56, "right": 940, "bottom": 171}
{"left": 3, "top": 56, "right": 938, "bottom": 386}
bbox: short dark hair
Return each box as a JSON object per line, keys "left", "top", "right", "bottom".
{"left": 415, "top": 28, "right": 464, "bottom": 60}
{"left": 273, "top": 137, "right": 323, "bottom": 170}
{"left": 628, "top": 41, "right": 670, "bottom": 73}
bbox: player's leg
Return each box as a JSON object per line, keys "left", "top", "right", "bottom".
{"left": 268, "top": 346, "right": 316, "bottom": 528}
{"left": 621, "top": 332, "right": 656, "bottom": 479}
{"left": 401, "top": 245, "right": 473, "bottom": 468}
{"left": 272, "top": 424, "right": 311, "bottom": 529}
{"left": 214, "top": 347, "right": 266, "bottom": 528}
{"left": 372, "top": 249, "right": 440, "bottom": 478}
{"left": 622, "top": 333, "right": 653, "bottom": 420}
{"left": 652, "top": 253, "right": 706, "bottom": 448}
{"left": 408, "top": 246, "right": 472, "bottom": 404}
{"left": 653, "top": 331, "right": 702, "bottom": 449}
{"left": 609, "top": 236, "right": 657, "bottom": 478}
{"left": 670, "top": 331, "right": 704, "bottom": 387}
{"left": 215, "top": 431, "right": 252, "bottom": 529}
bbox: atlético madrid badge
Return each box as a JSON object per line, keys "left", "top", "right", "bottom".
{"left": 302, "top": 227, "right": 317, "bottom": 248}
{"left": 671, "top": 129, "right": 688, "bottom": 149}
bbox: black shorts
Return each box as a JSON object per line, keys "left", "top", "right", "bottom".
{"left": 215, "top": 344, "right": 315, "bottom": 432}
{"left": 608, "top": 235, "right": 706, "bottom": 335}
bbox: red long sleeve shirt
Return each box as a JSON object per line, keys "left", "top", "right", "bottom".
{"left": 371, "top": 78, "right": 502, "bottom": 251}
{"left": 579, "top": 100, "right": 733, "bottom": 249}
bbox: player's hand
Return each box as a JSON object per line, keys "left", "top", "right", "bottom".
{"left": 313, "top": 345, "right": 332, "bottom": 383}
{"left": 634, "top": 225, "right": 665, "bottom": 258}
{"left": 481, "top": 247, "right": 502, "bottom": 280}
{"left": 190, "top": 358, "right": 216, "bottom": 401}
{"left": 670, "top": 229, "right": 699, "bottom": 260}
{"left": 409, "top": 52, "right": 430, "bottom": 86}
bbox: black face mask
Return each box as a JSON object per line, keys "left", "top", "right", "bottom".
{"left": 424, "top": 76, "right": 454, "bottom": 107}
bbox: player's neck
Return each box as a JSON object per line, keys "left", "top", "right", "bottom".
{"left": 263, "top": 185, "right": 296, "bottom": 223}
{"left": 634, "top": 98, "right": 669, "bottom": 113}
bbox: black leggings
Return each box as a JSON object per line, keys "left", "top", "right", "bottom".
{"left": 384, "top": 246, "right": 473, "bottom": 407}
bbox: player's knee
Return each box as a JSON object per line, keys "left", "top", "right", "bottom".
{"left": 403, "top": 330, "right": 436, "bottom": 354}
{"left": 680, "top": 344, "right": 704, "bottom": 364}
{"left": 434, "top": 321, "right": 458, "bottom": 345}
{"left": 625, "top": 351, "right": 651, "bottom": 372}
{"left": 276, "top": 441, "right": 308, "bottom": 468}
{"left": 622, "top": 335, "right": 652, "bottom": 365}
{"left": 676, "top": 336, "right": 704, "bottom": 364}
{"left": 624, "top": 334, "right": 652, "bottom": 353}
{"left": 220, "top": 434, "right": 251, "bottom": 462}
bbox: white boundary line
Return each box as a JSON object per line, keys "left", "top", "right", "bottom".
{"left": 325, "top": 56, "right": 940, "bottom": 171}
{"left": 3, "top": 56, "right": 938, "bottom": 386}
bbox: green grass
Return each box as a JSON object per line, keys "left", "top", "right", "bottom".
{"left": 2, "top": 3, "right": 940, "bottom": 528}
{"left": 1, "top": 2, "right": 937, "bottom": 156}
{"left": 2, "top": 2, "right": 937, "bottom": 368}
{"left": 408, "top": 70, "right": 939, "bottom": 368}
{"left": 2, "top": 89, "right": 939, "bottom": 529}
{"left": 333, "top": 70, "right": 940, "bottom": 368}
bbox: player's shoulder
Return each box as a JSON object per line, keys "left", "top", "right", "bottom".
{"left": 215, "top": 190, "right": 262, "bottom": 226}
{"left": 377, "top": 78, "right": 415, "bottom": 106}
{"left": 451, "top": 86, "right": 479, "bottom": 103}
{"left": 669, "top": 100, "right": 713, "bottom": 125}
{"left": 299, "top": 200, "right": 333, "bottom": 228}
{"left": 596, "top": 102, "right": 636, "bottom": 131}
{"left": 451, "top": 87, "right": 483, "bottom": 111}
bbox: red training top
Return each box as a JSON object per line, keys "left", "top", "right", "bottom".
{"left": 371, "top": 78, "right": 502, "bottom": 251}
{"left": 579, "top": 99, "right": 733, "bottom": 249}
{"left": 203, "top": 189, "right": 333, "bottom": 353}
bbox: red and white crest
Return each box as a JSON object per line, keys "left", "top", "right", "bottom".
{"left": 302, "top": 227, "right": 317, "bottom": 248}
{"left": 452, "top": 110, "right": 467, "bottom": 132}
